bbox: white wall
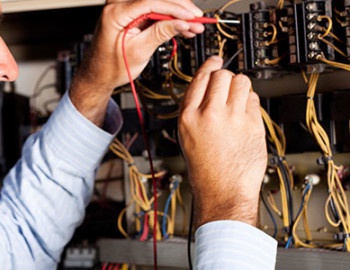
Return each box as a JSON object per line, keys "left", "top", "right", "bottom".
{"left": 14, "top": 60, "right": 60, "bottom": 115}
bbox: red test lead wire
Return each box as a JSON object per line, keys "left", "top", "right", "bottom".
{"left": 122, "top": 14, "right": 159, "bottom": 270}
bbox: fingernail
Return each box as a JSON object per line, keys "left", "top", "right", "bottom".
{"left": 193, "top": 8, "right": 203, "bottom": 17}
{"left": 174, "top": 21, "right": 190, "bottom": 32}
{"left": 209, "top": 55, "right": 223, "bottom": 62}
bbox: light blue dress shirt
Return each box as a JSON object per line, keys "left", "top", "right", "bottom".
{"left": 195, "top": 221, "right": 277, "bottom": 269}
{"left": 0, "top": 93, "right": 277, "bottom": 269}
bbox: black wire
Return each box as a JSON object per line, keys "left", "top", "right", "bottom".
{"left": 188, "top": 196, "right": 194, "bottom": 270}
{"left": 280, "top": 162, "right": 294, "bottom": 224}
{"left": 268, "top": 143, "right": 294, "bottom": 235}
{"left": 222, "top": 48, "right": 243, "bottom": 69}
{"left": 260, "top": 188, "right": 278, "bottom": 238}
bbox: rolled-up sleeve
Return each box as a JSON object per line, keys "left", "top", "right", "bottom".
{"left": 194, "top": 221, "right": 277, "bottom": 269}
{"left": 0, "top": 92, "right": 122, "bottom": 269}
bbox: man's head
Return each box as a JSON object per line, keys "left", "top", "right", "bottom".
{"left": 0, "top": 2, "right": 19, "bottom": 81}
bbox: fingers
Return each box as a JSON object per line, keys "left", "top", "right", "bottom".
{"left": 181, "top": 56, "right": 223, "bottom": 109}
{"left": 200, "top": 69, "right": 235, "bottom": 108}
{"left": 227, "top": 74, "right": 252, "bottom": 116}
{"left": 246, "top": 92, "right": 265, "bottom": 130}
{"left": 108, "top": 0, "right": 203, "bottom": 23}
{"left": 136, "top": 20, "right": 203, "bottom": 52}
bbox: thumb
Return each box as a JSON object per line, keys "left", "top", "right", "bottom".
{"left": 137, "top": 20, "right": 190, "bottom": 55}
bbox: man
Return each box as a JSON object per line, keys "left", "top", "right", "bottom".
{"left": 0, "top": 0, "right": 277, "bottom": 269}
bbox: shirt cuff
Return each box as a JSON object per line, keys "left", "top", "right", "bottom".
{"left": 194, "top": 221, "right": 277, "bottom": 270}
{"left": 40, "top": 92, "right": 123, "bottom": 173}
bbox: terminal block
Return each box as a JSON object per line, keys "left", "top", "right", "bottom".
{"left": 141, "top": 40, "right": 174, "bottom": 89}
{"left": 195, "top": 11, "right": 241, "bottom": 72}
{"left": 287, "top": 0, "right": 334, "bottom": 73}
{"left": 240, "top": 2, "right": 282, "bottom": 79}
{"left": 141, "top": 37, "right": 193, "bottom": 90}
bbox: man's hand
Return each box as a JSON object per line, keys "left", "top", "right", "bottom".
{"left": 70, "top": 0, "right": 204, "bottom": 127}
{"left": 178, "top": 56, "right": 267, "bottom": 229}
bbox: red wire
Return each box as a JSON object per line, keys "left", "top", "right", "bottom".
{"left": 102, "top": 263, "right": 108, "bottom": 270}
{"left": 122, "top": 14, "right": 158, "bottom": 270}
{"left": 140, "top": 213, "right": 150, "bottom": 241}
{"left": 170, "top": 37, "right": 178, "bottom": 59}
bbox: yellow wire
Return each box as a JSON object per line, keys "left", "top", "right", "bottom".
{"left": 267, "top": 191, "right": 282, "bottom": 217}
{"left": 215, "top": 14, "right": 236, "bottom": 40}
{"left": 169, "top": 191, "right": 176, "bottom": 237}
{"left": 136, "top": 81, "right": 171, "bottom": 100}
{"left": 264, "top": 56, "right": 282, "bottom": 65}
{"left": 218, "top": 0, "right": 241, "bottom": 12}
{"left": 117, "top": 205, "right": 130, "bottom": 238}
{"left": 325, "top": 194, "right": 342, "bottom": 227}
{"left": 317, "top": 15, "right": 333, "bottom": 39}
{"left": 218, "top": 38, "right": 227, "bottom": 58}
{"left": 301, "top": 69, "right": 309, "bottom": 84}
{"left": 292, "top": 185, "right": 317, "bottom": 248}
{"left": 176, "top": 188, "right": 187, "bottom": 234}
{"left": 113, "top": 86, "right": 130, "bottom": 95}
{"left": 318, "top": 56, "right": 350, "bottom": 71}
{"left": 121, "top": 264, "right": 129, "bottom": 270}
{"left": 277, "top": 0, "right": 284, "bottom": 9}
{"left": 267, "top": 191, "right": 282, "bottom": 218}
{"left": 265, "top": 23, "right": 278, "bottom": 45}
{"left": 169, "top": 53, "right": 193, "bottom": 82}
{"left": 277, "top": 168, "right": 290, "bottom": 230}
{"left": 148, "top": 210, "right": 170, "bottom": 240}
{"left": 135, "top": 204, "right": 142, "bottom": 232}
{"left": 320, "top": 26, "right": 344, "bottom": 43}
{"left": 319, "top": 37, "right": 348, "bottom": 58}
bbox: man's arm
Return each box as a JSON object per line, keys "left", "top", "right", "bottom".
{"left": 178, "top": 56, "right": 277, "bottom": 269}
{"left": 0, "top": 93, "right": 121, "bottom": 269}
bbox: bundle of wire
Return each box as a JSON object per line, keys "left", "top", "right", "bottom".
{"left": 169, "top": 38, "right": 193, "bottom": 83}
{"left": 214, "top": 0, "right": 241, "bottom": 40}
{"left": 314, "top": 14, "right": 350, "bottom": 70}
{"left": 135, "top": 77, "right": 181, "bottom": 119}
{"left": 135, "top": 79, "right": 184, "bottom": 101}
{"left": 110, "top": 138, "right": 167, "bottom": 240}
{"left": 290, "top": 182, "right": 316, "bottom": 248}
{"left": 260, "top": 107, "right": 294, "bottom": 241}
{"left": 305, "top": 72, "right": 350, "bottom": 251}
{"left": 162, "top": 178, "right": 180, "bottom": 239}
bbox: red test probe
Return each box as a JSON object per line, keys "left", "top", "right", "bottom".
{"left": 147, "top": 12, "right": 240, "bottom": 24}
